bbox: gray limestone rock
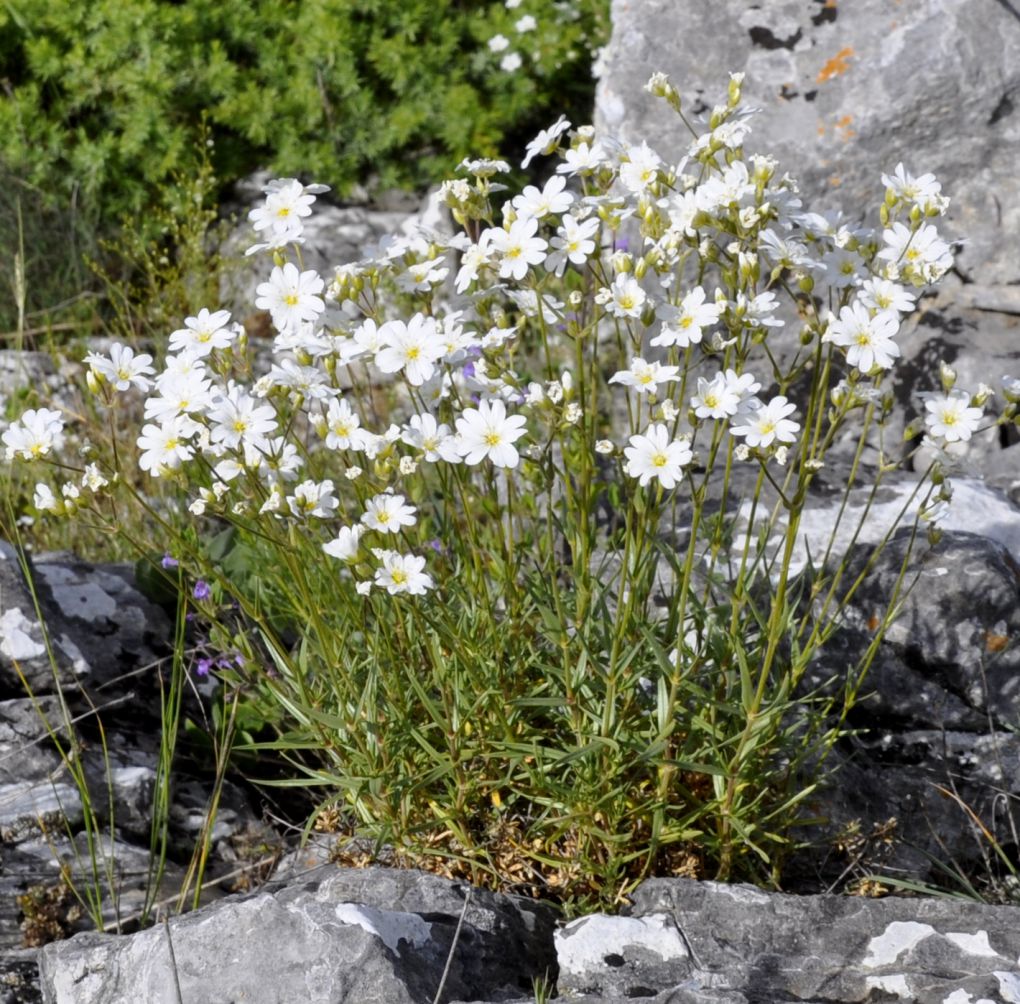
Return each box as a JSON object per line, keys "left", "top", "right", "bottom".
{"left": 38, "top": 867, "right": 559, "bottom": 1004}
{"left": 0, "top": 545, "right": 170, "bottom": 699}
{"left": 30, "top": 554, "right": 171, "bottom": 695}
{"left": 597, "top": 0, "right": 1020, "bottom": 284}
{"left": 626, "top": 878, "right": 1020, "bottom": 1003}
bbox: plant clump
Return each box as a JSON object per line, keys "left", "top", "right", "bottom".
{"left": 6, "top": 71, "right": 1010, "bottom": 909}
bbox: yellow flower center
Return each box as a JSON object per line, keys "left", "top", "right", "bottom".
{"left": 284, "top": 294, "right": 299, "bottom": 306}
{"left": 652, "top": 451, "right": 668, "bottom": 468}
{"left": 391, "top": 569, "right": 408, "bottom": 585}
{"left": 484, "top": 431, "right": 502, "bottom": 446}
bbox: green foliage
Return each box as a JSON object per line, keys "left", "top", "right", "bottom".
{"left": 0, "top": 0, "right": 606, "bottom": 229}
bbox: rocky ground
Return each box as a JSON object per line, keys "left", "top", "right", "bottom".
{"left": 3, "top": 0, "right": 1020, "bottom": 1000}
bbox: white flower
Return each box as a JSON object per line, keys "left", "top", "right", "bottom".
{"left": 375, "top": 315, "right": 446, "bottom": 386}
{"left": 362, "top": 494, "right": 417, "bottom": 534}
{"left": 522, "top": 115, "right": 571, "bottom": 169}
{"left": 651, "top": 287, "right": 722, "bottom": 347}
{"left": 401, "top": 413, "right": 461, "bottom": 463}
{"left": 743, "top": 291, "right": 784, "bottom": 329}
{"left": 500, "top": 52, "right": 523, "bottom": 72}
{"left": 259, "top": 487, "right": 283, "bottom": 514}
{"left": 511, "top": 174, "right": 574, "bottom": 219}
{"left": 168, "top": 309, "right": 235, "bottom": 357}
{"left": 248, "top": 179, "right": 317, "bottom": 241}
{"left": 759, "top": 229, "right": 814, "bottom": 270}
{"left": 3, "top": 408, "right": 65, "bottom": 461}
{"left": 557, "top": 141, "right": 610, "bottom": 176}
{"left": 321, "top": 398, "right": 368, "bottom": 452}
{"left": 599, "top": 274, "right": 646, "bottom": 319}
{"left": 374, "top": 552, "right": 433, "bottom": 596}
{"left": 488, "top": 33, "right": 510, "bottom": 52}
{"left": 455, "top": 236, "right": 493, "bottom": 293}
{"left": 858, "top": 277, "right": 917, "bottom": 315}
{"left": 619, "top": 142, "right": 663, "bottom": 194}
{"left": 515, "top": 14, "right": 536, "bottom": 31}
{"left": 819, "top": 246, "right": 863, "bottom": 289}
{"left": 924, "top": 391, "right": 983, "bottom": 442}
{"left": 547, "top": 213, "right": 599, "bottom": 274}
{"left": 624, "top": 424, "right": 692, "bottom": 489}
{"left": 455, "top": 398, "right": 528, "bottom": 468}
{"left": 396, "top": 257, "right": 450, "bottom": 293}
{"left": 729, "top": 396, "right": 799, "bottom": 449}
{"left": 595, "top": 439, "right": 614, "bottom": 455}
{"left": 881, "top": 163, "right": 947, "bottom": 214}
{"left": 33, "top": 483, "right": 60, "bottom": 514}
{"left": 489, "top": 217, "right": 548, "bottom": 281}
{"left": 84, "top": 343, "right": 156, "bottom": 392}
{"left": 322, "top": 525, "right": 364, "bottom": 561}
{"left": 81, "top": 464, "right": 109, "bottom": 491}
{"left": 691, "top": 372, "right": 743, "bottom": 419}
{"left": 207, "top": 385, "right": 277, "bottom": 450}
{"left": 609, "top": 357, "right": 679, "bottom": 395}
{"left": 137, "top": 415, "right": 195, "bottom": 475}
{"left": 287, "top": 479, "right": 338, "bottom": 519}
{"left": 255, "top": 263, "right": 325, "bottom": 332}
{"left": 877, "top": 222, "right": 953, "bottom": 283}
{"left": 144, "top": 370, "right": 214, "bottom": 425}
{"left": 824, "top": 302, "right": 901, "bottom": 372}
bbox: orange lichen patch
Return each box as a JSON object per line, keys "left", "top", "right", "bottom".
{"left": 827, "top": 174, "right": 844, "bottom": 188}
{"left": 817, "top": 46, "right": 854, "bottom": 83}
{"left": 835, "top": 114, "right": 856, "bottom": 140}
{"left": 985, "top": 630, "right": 1009, "bottom": 654}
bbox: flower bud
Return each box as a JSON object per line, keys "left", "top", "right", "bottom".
{"left": 610, "top": 251, "right": 633, "bottom": 274}
{"left": 938, "top": 360, "right": 956, "bottom": 392}
{"left": 728, "top": 72, "right": 745, "bottom": 107}
{"left": 973, "top": 383, "right": 994, "bottom": 407}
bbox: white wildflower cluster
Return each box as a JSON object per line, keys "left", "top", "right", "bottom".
{"left": 5, "top": 70, "right": 972, "bottom": 598}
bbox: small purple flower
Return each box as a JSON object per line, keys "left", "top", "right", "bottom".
{"left": 462, "top": 362, "right": 476, "bottom": 379}
{"left": 616, "top": 237, "right": 630, "bottom": 253}
{"left": 193, "top": 580, "right": 211, "bottom": 601}
{"left": 428, "top": 539, "right": 443, "bottom": 553}
{"left": 161, "top": 553, "right": 179, "bottom": 569}
{"left": 466, "top": 345, "right": 483, "bottom": 359}
{"left": 195, "top": 658, "right": 213, "bottom": 678}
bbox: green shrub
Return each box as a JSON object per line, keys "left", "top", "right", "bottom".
{"left": 0, "top": 0, "right": 606, "bottom": 227}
